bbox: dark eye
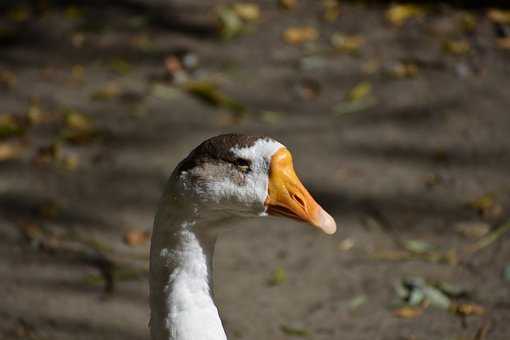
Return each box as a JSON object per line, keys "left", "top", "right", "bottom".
{"left": 234, "top": 158, "right": 251, "bottom": 173}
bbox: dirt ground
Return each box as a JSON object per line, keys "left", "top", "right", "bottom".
{"left": 1, "top": 1, "right": 509, "bottom": 340}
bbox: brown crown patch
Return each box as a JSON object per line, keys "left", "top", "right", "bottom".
{"left": 177, "top": 133, "right": 268, "bottom": 172}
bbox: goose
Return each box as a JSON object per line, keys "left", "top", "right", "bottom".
{"left": 149, "top": 134, "right": 336, "bottom": 340}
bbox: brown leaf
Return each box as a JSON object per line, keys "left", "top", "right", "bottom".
{"left": 63, "top": 110, "right": 98, "bottom": 144}
{"left": 232, "top": 3, "right": 260, "bottom": 21}
{"left": 19, "top": 222, "right": 43, "bottom": 241}
{"left": 487, "top": 9, "right": 510, "bottom": 24}
{"left": 323, "top": 0, "right": 340, "bottom": 22}
{"left": 455, "top": 222, "right": 490, "bottom": 239}
{"left": 389, "top": 62, "right": 418, "bottom": 79}
{"left": 443, "top": 40, "right": 471, "bottom": 55}
{"left": 60, "top": 153, "right": 79, "bottom": 171}
{"left": 450, "top": 303, "right": 485, "bottom": 317}
{"left": 124, "top": 230, "right": 150, "bottom": 246}
{"left": 0, "top": 142, "right": 23, "bottom": 161}
{"left": 32, "top": 143, "right": 60, "bottom": 166}
{"left": 283, "top": 26, "right": 319, "bottom": 45}
{"left": 279, "top": 0, "right": 297, "bottom": 10}
{"left": 393, "top": 306, "right": 424, "bottom": 319}
{"left": 496, "top": 37, "right": 510, "bottom": 50}
{"left": 0, "top": 114, "right": 26, "bottom": 139}
{"left": 469, "top": 193, "right": 503, "bottom": 218}
{"left": 91, "top": 82, "right": 121, "bottom": 101}
{"left": 330, "top": 33, "right": 364, "bottom": 53}
{"left": 165, "top": 55, "right": 183, "bottom": 74}
{"left": 386, "top": 4, "right": 425, "bottom": 26}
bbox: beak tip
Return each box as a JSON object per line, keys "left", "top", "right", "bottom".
{"left": 316, "top": 209, "right": 337, "bottom": 235}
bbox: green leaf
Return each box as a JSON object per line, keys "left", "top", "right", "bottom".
{"left": 260, "top": 111, "right": 285, "bottom": 124}
{"left": 110, "top": 58, "right": 132, "bottom": 75}
{"left": 184, "top": 81, "right": 246, "bottom": 114}
{"left": 346, "top": 81, "right": 372, "bottom": 102}
{"left": 280, "top": 325, "right": 309, "bottom": 337}
{"left": 503, "top": 265, "right": 510, "bottom": 282}
{"left": 349, "top": 295, "right": 368, "bottom": 309}
{"left": 217, "top": 7, "right": 243, "bottom": 40}
{"left": 403, "top": 240, "right": 435, "bottom": 254}
{"left": 0, "top": 114, "right": 25, "bottom": 139}
{"left": 334, "top": 97, "right": 376, "bottom": 116}
{"left": 268, "top": 267, "right": 287, "bottom": 286}
{"left": 422, "top": 286, "right": 450, "bottom": 309}
{"left": 408, "top": 288, "right": 425, "bottom": 306}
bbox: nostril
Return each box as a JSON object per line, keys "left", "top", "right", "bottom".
{"left": 293, "top": 194, "right": 306, "bottom": 209}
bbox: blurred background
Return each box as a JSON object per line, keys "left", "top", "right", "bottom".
{"left": 1, "top": 1, "right": 509, "bottom": 339}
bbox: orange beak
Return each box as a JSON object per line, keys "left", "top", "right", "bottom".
{"left": 265, "top": 147, "right": 337, "bottom": 235}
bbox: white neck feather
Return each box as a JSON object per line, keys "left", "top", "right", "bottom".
{"left": 150, "top": 201, "right": 228, "bottom": 340}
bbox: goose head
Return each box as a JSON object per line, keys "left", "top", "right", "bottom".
{"left": 172, "top": 134, "right": 336, "bottom": 234}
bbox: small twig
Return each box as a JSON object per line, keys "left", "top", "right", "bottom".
{"left": 473, "top": 318, "right": 491, "bottom": 340}
{"left": 465, "top": 220, "right": 510, "bottom": 255}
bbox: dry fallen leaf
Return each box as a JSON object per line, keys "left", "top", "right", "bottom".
{"left": 0, "top": 142, "right": 23, "bottom": 161}
{"left": 184, "top": 81, "right": 246, "bottom": 114}
{"left": 165, "top": 55, "right": 183, "bottom": 74}
{"left": 347, "top": 81, "right": 372, "bottom": 102}
{"left": 450, "top": 303, "right": 485, "bottom": 317}
{"left": 443, "top": 40, "right": 471, "bottom": 55}
{"left": 465, "top": 221, "right": 510, "bottom": 254}
{"left": 496, "top": 37, "right": 510, "bottom": 50}
{"left": 469, "top": 193, "right": 503, "bottom": 218}
{"left": 66, "top": 111, "right": 93, "bottom": 131}
{"left": 393, "top": 306, "right": 424, "bottom": 319}
{"left": 164, "top": 56, "right": 188, "bottom": 84}
{"left": 232, "top": 3, "right": 260, "bottom": 21}
{"left": 459, "top": 12, "right": 477, "bottom": 32}
{"left": 0, "top": 69, "right": 16, "bottom": 88}
{"left": 283, "top": 26, "right": 319, "bottom": 45}
{"left": 217, "top": 7, "right": 244, "bottom": 39}
{"left": 279, "top": 0, "right": 297, "bottom": 10}
{"left": 62, "top": 110, "right": 98, "bottom": 144}
{"left": 27, "top": 103, "right": 45, "bottom": 124}
{"left": 331, "top": 33, "right": 364, "bottom": 53}
{"left": 455, "top": 222, "right": 490, "bottom": 239}
{"left": 32, "top": 143, "right": 60, "bottom": 167}
{"left": 60, "top": 153, "right": 79, "bottom": 171}
{"left": 91, "top": 82, "right": 121, "bottom": 101}
{"left": 487, "top": 9, "right": 510, "bottom": 24}
{"left": 323, "top": 0, "right": 340, "bottom": 22}
{"left": 19, "top": 222, "right": 43, "bottom": 241}
{"left": 386, "top": 4, "right": 425, "bottom": 26}
{"left": 389, "top": 62, "right": 418, "bottom": 78}
{"left": 338, "top": 238, "right": 354, "bottom": 252}
{"left": 0, "top": 113, "right": 25, "bottom": 139}
{"left": 124, "top": 230, "right": 151, "bottom": 246}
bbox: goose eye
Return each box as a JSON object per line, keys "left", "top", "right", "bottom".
{"left": 234, "top": 158, "right": 251, "bottom": 173}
